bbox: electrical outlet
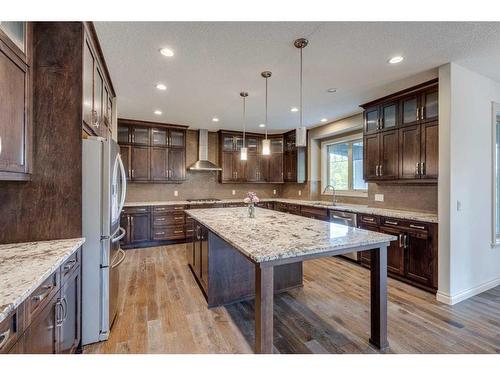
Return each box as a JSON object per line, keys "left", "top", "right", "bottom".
{"left": 232, "top": 190, "right": 236, "bottom": 196}
{"left": 174, "top": 190, "right": 178, "bottom": 197}
{"left": 298, "top": 190, "right": 302, "bottom": 196}
{"left": 273, "top": 189, "right": 276, "bottom": 195}
{"left": 374, "top": 194, "right": 384, "bottom": 202}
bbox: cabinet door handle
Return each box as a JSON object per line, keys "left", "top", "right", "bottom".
{"left": 409, "top": 224, "right": 426, "bottom": 230}
{"left": 386, "top": 220, "right": 398, "bottom": 226}
{"left": 404, "top": 234, "right": 409, "bottom": 248}
{"left": 398, "top": 234, "right": 404, "bottom": 248}
{"left": 63, "top": 259, "right": 77, "bottom": 273}
{"left": 156, "top": 231, "right": 165, "bottom": 235}
{"left": 421, "top": 106, "right": 425, "bottom": 120}
{"left": 379, "top": 164, "right": 383, "bottom": 176}
{"left": 415, "top": 162, "right": 420, "bottom": 176}
{"left": 421, "top": 162, "right": 426, "bottom": 176}
{"left": 375, "top": 165, "right": 379, "bottom": 176}
{"left": 174, "top": 207, "right": 184, "bottom": 210}
{"left": 55, "top": 299, "right": 64, "bottom": 327}
{"left": 416, "top": 107, "right": 420, "bottom": 121}
{"left": 131, "top": 169, "right": 135, "bottom": 178}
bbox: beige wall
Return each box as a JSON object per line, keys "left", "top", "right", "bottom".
{"left": 125, "top": 130, "right": 282, "bottom": 202}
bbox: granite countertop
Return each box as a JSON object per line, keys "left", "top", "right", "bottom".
{"left": 125, "top": 198, "right": 438, "bottom": 223}
{"left": 0, "top": 238, "right": 85, "bottom": 324}
{"left": 185, "top": 207, "right": 396, "bottom": 263}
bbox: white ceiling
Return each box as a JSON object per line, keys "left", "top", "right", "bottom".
{"left": 94, "top": 22, "right": 500, "bottom": 133}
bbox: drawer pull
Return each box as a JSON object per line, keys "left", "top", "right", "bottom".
{"left": 409, "top": 224, "right": 426, "bottom": 230}
{"left": 156, "top": 208, "right": 166, "bottom": 211}
{"left": 63, "top": 259, "right": 77, "bottom": 273}
{"left": 157, "top": 218, "right": 166, "bottom": 221}
{"left": 363, "top": 217, "right": 375, "bottom": 222}
{"left": 174, "top": 217, "right": 183, "bottom": 220}
{"left": 32, "top": 285, "right": 53, "bottom": 302}
{"left": 156, "top": 231, "right": 165, "bottom": 235}
{"left": 174, "top": 207, "right": 184, "bottom": 210}
{"left": 0, "top": 329, "right": 11, "bottom": 350}
{"left": 186, "top": 229, "right": 194, "bottom": 233}
{"left": 385, "top": 220, "right": 398, "bottom": 226}
{"left": 174, "top": 231, "right": 183, "bottom": 234}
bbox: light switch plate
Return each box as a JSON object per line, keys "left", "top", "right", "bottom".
{"left": 174, "top": 190, "right": 178, "bottom": 197}
{"left": 232, "top": 190, "right": 236, "bottom": 196}
{"left": 374, "top": 194, "right": 384, "bottom": 202}
{"left": 298, "top": 190, "right": 302, "bottom": 196}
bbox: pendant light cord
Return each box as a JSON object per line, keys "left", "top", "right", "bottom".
{"left": 243, "top": 95, "right": 246, "bottom": 145}
{"left": 299, "top": 46, "right": 303, "bottom": 129}
{"left": 265, "top": 76, "right": 268, "bottom": 139}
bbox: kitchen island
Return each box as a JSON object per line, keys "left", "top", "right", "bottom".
{"left": 185, "top": 207, "right": 396, "bottom": 354}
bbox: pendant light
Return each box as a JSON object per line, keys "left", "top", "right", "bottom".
{"left": 294, "top": 38, "right": 308, "bottom": 147}
{"left": 240, "top": 91, "right": 248, "bottom": 161}
{"left": 261, "top": 71, "right": 272, "bottom": 156}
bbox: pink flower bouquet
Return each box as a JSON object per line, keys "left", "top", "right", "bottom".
{"left": 243, "top": 192, "right": 260, "bottom": 204}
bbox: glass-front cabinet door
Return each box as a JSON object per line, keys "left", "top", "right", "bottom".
{"left": 234, "top": 136, "right": 244, "bottom": 151}
{"left": 222, "top": 135, "right": 235, "bottom": 151}
{"left": 364, "top": 106, "right": 380, "bottom": 133}
{"left": 401, "top": 95, "right": 419, "bottom": 126}
{"left": 132, "top": 126, "right": 150, "bottom": 145}
{"left": 246, "top": 136, "right": 259, "bottom": 153}
{"left": 381, "top": 102, "right": 397, "bottom": 130}
{"left": 270, "top": 137, "right": 283, "bottom": 153}
{"left": 117, "top": 125, "right": 130, "bottom": 144}
{"left": 169, "top": 129, "right": 185, "bottom": 148}
{"left": 151, "top": 128, "right": 168, "bottom": 146}
{"left": 0, "top": 22, "right": 26, "bottom": 53}
{"left": 422, "top": 89, "right": 438, "bottom": 123}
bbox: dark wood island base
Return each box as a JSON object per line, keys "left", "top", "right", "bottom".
{"left": 187, "top": 221, "right": 303, "bottom": 307}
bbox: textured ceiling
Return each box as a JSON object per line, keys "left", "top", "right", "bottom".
{"left": 94, "top": 22, "right": 500, "bottom": 132}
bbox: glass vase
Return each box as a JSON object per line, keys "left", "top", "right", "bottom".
{"left": 248, "top": 202, "right": 255, "bottom": 218}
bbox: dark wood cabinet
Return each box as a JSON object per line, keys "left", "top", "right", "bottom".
{"left": 82, "top": 24, "right": 114, "bottom": 139}
{"left": 219, "top": 131, "right": 288, "bottom": 184}
{"left": 11, "top": 248, "right": 82, "bottom": 354}
{"left": 284, "top": 131, "right": 306, "bottom": 183}
{"left": 59, "top": 266, "right": 81, "bottom": 354}
{"left": 118, "top": 119, "right": 187, "bottom": 183}
{"left": 357, "top": 214, "right": 437, "bottom": 291}
{"left": 0, "top": 23, "right": 32, "bottom": 181}
{"left": 131, "top": 146, "right": 150, "bottom": 181}
{"left": 361, "top": 79, "right": 438, "bottom": 183}
{"left": 130, "top": 212, "right": 151, "bottom": 244}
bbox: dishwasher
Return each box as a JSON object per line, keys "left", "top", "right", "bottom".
{"left": 329, "top": 210, "right": 358, "bottom": 261}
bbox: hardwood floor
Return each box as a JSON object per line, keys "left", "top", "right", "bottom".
{"left": 83, "top": 244, "right": 500, "bottom": 354}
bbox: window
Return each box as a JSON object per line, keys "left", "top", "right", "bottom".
{"left": 492, "top": 103, "right": 500, "bottom": 246}
{"left": 325, "top": 139, "right": 368, "bottom": 193}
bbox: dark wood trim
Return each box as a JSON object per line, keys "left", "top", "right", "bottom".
{"left": 118, "top": 118, "right": 189, "bottom": 130}
{"left": 360, "top": 78, "right": 439, "bottom": 109}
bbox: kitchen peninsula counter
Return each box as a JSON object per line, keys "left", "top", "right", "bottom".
{"left": 185, "top": 207, "right": 395, "bottom": 353}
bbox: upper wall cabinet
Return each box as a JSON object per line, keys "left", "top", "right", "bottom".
{"left": 218, "top": 131, "right": 286, "bottom": 184}
{"left": 117, "top": 119, "right": 187, "bottom": 184}
{"left": 361, "top": 79, "right": 438, "bottom": 183}
{"left": 82, "top": 23, "right": 115, "bottom": 139}
{"left": 0, "top": 22, "right": 32, "bottom": 181}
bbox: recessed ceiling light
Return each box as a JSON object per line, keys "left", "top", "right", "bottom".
{"left": 327, "top": 88, "right": 337, "bottom": 93}
{"left": 156, "top": 83, "right": 167, "bottom": 90}
{"left": 388, "top": 55, "right": 404, "bottom": 64}
{"left": 159, "top": 48, "right": 174, "bottom": 57}
{"left": 320, "top": 118, "right": 328, "bottom": 123}
{"left": 212, "top": 117, "right": 219, "bottom": 122}
{"left": 290, "top": 107, "right": 299, "bottom": 112}
{"left": 154, "top": 110, "right": 162, "bottom": 115}
{"left": 259, "top": 124, "right": 266, "bottom": 128}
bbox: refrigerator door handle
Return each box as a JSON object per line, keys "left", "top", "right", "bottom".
{"left": 112, "top": 227, "right": 126, "bottom": 243}
{"left": 117, "top": 153, "right": 127, "bottom": 215}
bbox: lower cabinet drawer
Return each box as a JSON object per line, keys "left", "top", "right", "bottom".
{"left": 26, "top": 273, "right": 59, "bottom": 324}
{"left": 153, "top": 214, "right": 185, "bottom": 226}
{"left": 0, "top": 309, "right": 21, "bottom": 354}
{"left": 152, "top": 226, "right": 185, "bottom": 240}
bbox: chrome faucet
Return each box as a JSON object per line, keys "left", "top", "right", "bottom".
{"left": 323, "top": 184, "right": 336, "bottom": 206}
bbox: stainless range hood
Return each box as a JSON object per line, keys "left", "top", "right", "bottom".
{"left": 188, "top": 129, "right": 222, "bottom": 171}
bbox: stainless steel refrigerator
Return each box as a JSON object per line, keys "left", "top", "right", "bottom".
{"left": 82, "top": 137, "right": 127, "bottom": 345}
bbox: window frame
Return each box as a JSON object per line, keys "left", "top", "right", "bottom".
{"left": 492, "top": 102, "right": 500, "bottom": 247}
{"left": 321, "top": 134, "right": 368, "bottom": 197}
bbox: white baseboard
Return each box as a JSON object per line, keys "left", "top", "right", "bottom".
{"left": 436, "top": 276, "right": 500, "bottom": 305}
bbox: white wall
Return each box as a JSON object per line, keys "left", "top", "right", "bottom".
{"left": 437, "top": 63, "right": 500, "bottom": 304}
